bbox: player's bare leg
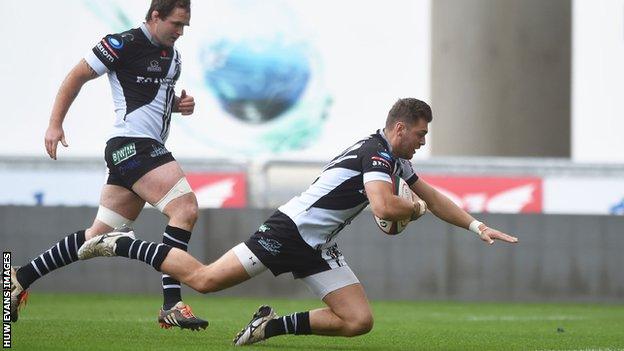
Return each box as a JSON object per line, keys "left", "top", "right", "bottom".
{"left": 10, "top": 184, "right": 143, "bottom": 322}
{"left": 131, "top": 160, "right": 205, "bottom": 330}
{"left": 86, "top": 184, "right": 145, "bottom": 239}
{"left": 161, "top": 249, "right": 252, "bottom": 293}
{"left": 310, "top": 284, "right": 373, "bottom": 336}
{"left": 233, "top": 283, "right": 372, "bottom": 345}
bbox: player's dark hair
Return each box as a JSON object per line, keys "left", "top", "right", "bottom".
{"left": 385, "top": 98, "right": 432, "bottom": 129}
{"left": 145, "top": 0, "right": 190, "bottom": 22}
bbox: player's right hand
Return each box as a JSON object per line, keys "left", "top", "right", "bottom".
{"left": 44, "top": 125, "right": 68, "bottom": 160}
{"left": 410, "top": 191, "right": 427, "bottom": 220}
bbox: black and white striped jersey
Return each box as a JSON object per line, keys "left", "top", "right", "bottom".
{"left": 84, "top": 24, "right": 181, "bottom": 144}
{"left": 278, "top": 129, "right": 419, "bottom": 249}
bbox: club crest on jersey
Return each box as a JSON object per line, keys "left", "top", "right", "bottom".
{"left": 121, "top": 32, "right": 134, "bottom": 41}
{"left": 147, "top": 60, "right": 162, "bottom": 72}
{"left": 107, "top": 36, "right": 124, "bottom": 49}
{"left": 112, "top": 143, "right": 136, "bottom": 165}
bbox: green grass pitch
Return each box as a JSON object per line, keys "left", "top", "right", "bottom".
{"left": 10, "top": 293, "right": 624, "bottom": 350}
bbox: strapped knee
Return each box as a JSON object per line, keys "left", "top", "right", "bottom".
{"left": 153, "top": 177, "right": 193, "bottom": 212}
{"left": 96, "top": 205, "right": 134, "bottom": 228}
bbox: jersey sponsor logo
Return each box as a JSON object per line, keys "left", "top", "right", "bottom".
{"left": 147, "top": 60, "right": 162, "bottom": 72}
{"left": 107, "top": 37, "right": 124, "bottom": 49}
{"left": 378, "top": 151, "right": 393, "bottom": 161}
{"left": 111, "top": 143, "right": 137, "bottom": 165}
{"left": 371, "top": 156, "right": 391, "bottom": 169}
{"left": 136, "top": 76, "right": 175, "bottom": 87}
{"left": 257, "top": 237, "right": 282, "bottom": 256}
{"left": 101, "top": 40, "right": 120, "bottom": 59}
{"left": 95, "top": 42, "right": 115, "bottom": 62}
{"left": 258, "top": 224, "right": 270, "bottom": 233}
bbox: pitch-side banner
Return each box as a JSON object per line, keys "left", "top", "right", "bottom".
{"left": 421, "top": 176, "right": 543, "bottom": 214}
{"left": 1, "top": 0, "right": 431, "bottom": 161}
{"left": 0, "top": 170, "right": 246, "bottom": 209}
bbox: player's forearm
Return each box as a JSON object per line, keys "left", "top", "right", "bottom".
{"left": 371, "top": 195, "right": 416, "bottom": 221}
{"left": 427, "top": 191, "right": 475, "bottom": 230}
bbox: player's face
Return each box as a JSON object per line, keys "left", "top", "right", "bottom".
{"left": 397, "top": 119, "right": 428, "bottom": 159}
{"left": 152, "top": 8, "right": 190, "bottom": 47}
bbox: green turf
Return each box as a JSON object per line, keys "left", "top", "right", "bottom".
{"left": 9, "top": 293, "right": 624, "bottom": 351}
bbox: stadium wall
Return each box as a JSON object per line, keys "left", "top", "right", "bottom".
{"left": 431, "top": 0, "right": 571, "bottom": 157}
{"left": 2, "top": 206, "right": 622, "bottom": 302}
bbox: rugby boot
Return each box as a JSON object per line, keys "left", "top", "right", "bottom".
{"left": 158, "top": 301, "right": 208, "bottom": 331}
{"left": 233, "top": 305, "right": 278, "bottom": 346}
{"left": 78, "top": 227, "right": 135, "bottom": 260}
{"left": 10, "top": 266, "right": 29, "bottom": 323}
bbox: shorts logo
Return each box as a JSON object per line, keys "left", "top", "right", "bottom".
{"left": 118, "top": 158, "right": 142, "bottom": 174}
{"left": 107, "top": 37, "right": 124, "bottom": 49}
{"left": 258, "top": 224, "right": 270, "bottom": 233}
{"left": 150, "top": 145, "right": 169, "bottom": 158}
{"left": 112, "top": 143, "right": 137, "bottom": 165}
{"left": 258, "top": 238, "right": 282, "bottom": 256}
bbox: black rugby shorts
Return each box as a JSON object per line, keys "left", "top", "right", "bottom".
{"left": 245, "top": 210, "right": 344, "bottom": 279}
{"left": 104, "top": 137, "right": 175, "bottom": 190}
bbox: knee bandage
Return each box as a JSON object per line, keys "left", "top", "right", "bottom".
{"left": 154, "top": 177, "right": 193, "bottom": 212}
{"left": 95, "top": 205, "right": 134, "bottom": 229}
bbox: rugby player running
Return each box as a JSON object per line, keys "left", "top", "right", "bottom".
{"left": 10, "top": 0, "right": 208, "bottom": 330}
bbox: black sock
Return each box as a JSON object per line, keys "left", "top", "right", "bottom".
{"left": 114, "top": 237, "right": 172, "bottom": 271}
{"left": 16, "top": 230, "right": 86, "bottom": 290}
{"left": 161, "top": 226, "right": 191, "bottom": 309}
{"left": 264, "top": 312, "right": 312, "bottom": 338}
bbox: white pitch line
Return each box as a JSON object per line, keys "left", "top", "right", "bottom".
{"left": 465, "top": 315, "right": 585, "bottom": 321}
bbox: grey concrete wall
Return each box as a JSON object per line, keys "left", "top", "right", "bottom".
{"left": 431, "top": 0, "right": 571, "bottom": 157}
{"left": 1, "top": 206, "right": 623, "bottom": 302}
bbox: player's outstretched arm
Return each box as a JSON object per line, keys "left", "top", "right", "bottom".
{"left": 45, "top": 59, "right": 100, "bottom": 160}
{"left": 410, "top": 178, "right": 518, "bottom": 245}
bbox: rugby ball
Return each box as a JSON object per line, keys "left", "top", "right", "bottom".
{"left": 374, "top": 175, "right": 413, "bottom": 235}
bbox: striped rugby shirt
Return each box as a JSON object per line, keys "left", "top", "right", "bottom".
{"left": 84, "top": 23, "right": 181, "bottom": 143}
{"left": 278, "top": 129, "right": 418, "bottom": 249}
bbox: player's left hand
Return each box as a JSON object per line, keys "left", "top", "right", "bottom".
{"left": 478, "top": 227, "right": 518, "bottom": 245}
{"left": 176, "top": 89, "right": 195, "bottom": 115}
